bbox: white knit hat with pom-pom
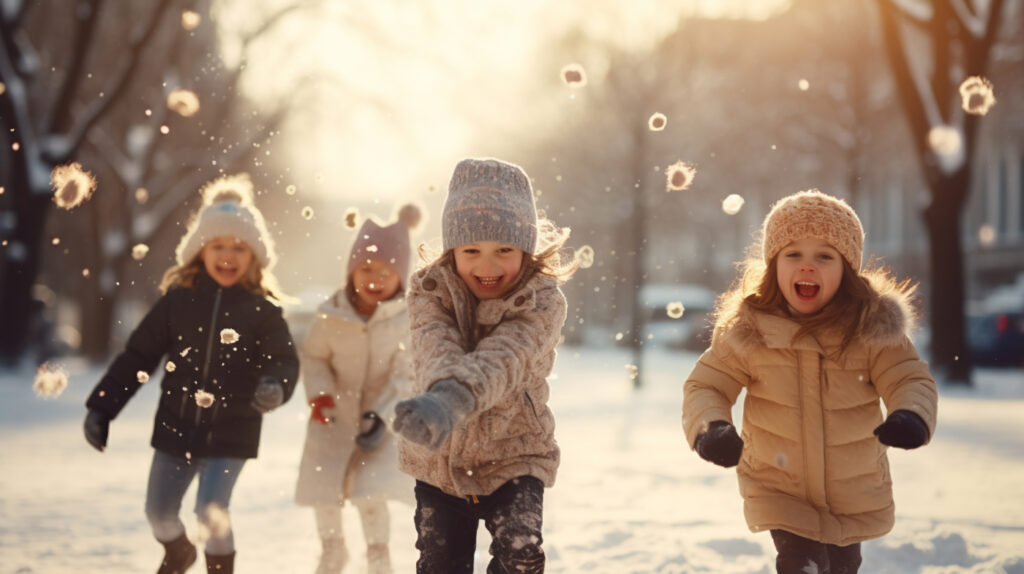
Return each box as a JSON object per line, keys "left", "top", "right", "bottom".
{"left": 347, "top": 203, "right": 422, "bottom": 287}
{"left": 175, "top": 173, "right": 276, "bottom": 269}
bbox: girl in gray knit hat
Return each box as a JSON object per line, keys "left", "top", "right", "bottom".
{"left": 82, "top": 174, "right": 299, "bottom": 574}
{"left": 392, "top": 158, "right": 578, "bottom": 573}
{"left": 294, "top": 204, "right": 421, "bottom": 574}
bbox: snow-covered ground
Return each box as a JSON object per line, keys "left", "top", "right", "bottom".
{"left": 3, "top": 346, "right": 1024, "bottom": 573}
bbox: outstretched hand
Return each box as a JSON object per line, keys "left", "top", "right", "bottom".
{"left": 694, "top": 420, "right": 744, "bottom": 468}
{"left": 874, "top": 410, "right": 929, "bottom": 449}
{"left": 393, "top": 379, "right": 475, "bottom": 451}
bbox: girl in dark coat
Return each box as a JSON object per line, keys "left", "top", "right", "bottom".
{"left": 83, "top": 174, "right": 299, "bottom": 574}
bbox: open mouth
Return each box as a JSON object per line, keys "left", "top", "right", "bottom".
{"left": 475, "top": 276, "right": 503, "bottom": 291}
{"left": 795, "top": 281, "right": 820, "bottom": 300}
{"left": 365, "top": 282, "right": 384, "bottom": 295}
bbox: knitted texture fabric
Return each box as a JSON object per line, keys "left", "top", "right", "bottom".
{"left": 348, "top": 203, "right": 422, "bottom": 287}
{"left": 442, "top": 158, "right": 538, "bottom": 254}
{"left": 762, "top": 189, "right": 865, "bottom": 271}
{"left": 175, "top": 173, "right": 276, "bottom": 268}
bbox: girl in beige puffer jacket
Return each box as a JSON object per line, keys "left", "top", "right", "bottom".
{"left": 683, "top": 190, "right": 938, "bottom": 574}
{"left": 295, "top": 205, "right": 420, "bottom": 574}
{"left": 392, "top": 158, "right": 578, "bottom": 574}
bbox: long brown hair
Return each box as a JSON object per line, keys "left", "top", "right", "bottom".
{"left": 159, "top": 251, "right": 294, "bottom": 305}
{"left": 715, "top": 244, "right": 915, "bottom": 351}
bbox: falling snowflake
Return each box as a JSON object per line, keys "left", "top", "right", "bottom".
{"left": 167, "top": 89, "right": 200, "bottom": 117}
{"left": 664, "top": 161, "right": 696, "bottom": 191}
{"left": 614, "top": 332, "right": 624, "bottom": 341}
{"left": 51, "top": 162, "right": 97, "bottom": 210}
{"left": 33, "top": 363, "right": 68, "bottom": 398}
{"left": 648, "top": 113, "right": 667, "bottom": 131}
{"left": 927, "top": 126, "right": 961, "bottom": 157}
{"left": 978, "top": 224, "right": 996, "bottom": 246}
{"left": 576, "top": 245, "right": 595, "bottom": 269}
{"left": 722, "top": 194, "right": 745, "bottom": 215}
{"left": 285, "top": 184, "right": 297, "bottom": 196}
{"left": 135, "top": 188, "right": 149, "bottom": 204}
{"left": 82, "top": 268, "right": 90, "bottom": 277}
{"left": 798, "top": 79, "right": 810, "bottom": 91}
{"left": 625, "top": 364, "right": 639, "bottom": 380}
{"left": 136, "top": 371, "right": 150, "bottom": 383}
{"left": 166, "top": 361, "right": 177, "bottom": 372}
{"left": 181, "top": 10, "right": 201, "bottom": 30}
{"left": 131, "top": 244, "right": 150, "bottom": 261}
{"left": 666, "top": 302, "right": 685, "bottom": 319}
{"left": 180, "top": 347, "right": 192, "bottom": 357}
{"left": 959, "top": 76, "right": 996, "bottom": 116}
{"left": 195, "top": 390, "right": 216, "bottom": 408}
{"left": 220, "top": 328, "right": 240, "bottom": 344}
{"left": 366, "top": 244, "right": 378, "bottom": 253}
{"left": 160, "top": 125, "right": 170, "bottom": 135}
{"left": 560, "top": 63, "right": 587, "bottom": 87}
{"left": 51, "top": 237, "right": 60, "bottom": 246}
{"left": 344, "top": 208, "right": 359, "bottom": 229}
{"left": 301, "top": 206, "right": 315, "bottom": 220}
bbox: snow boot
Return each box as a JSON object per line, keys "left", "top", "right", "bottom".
{"left": 205, "top": 551, "right": 234, "bottom": 573}
{"left": 156, "top": 533, "right": 197, "bottom": 574}
{"left": 366, "top": 543, "right": 392, "bottom": 574}
{"left": 315, "top": 537, "right": 349, "bottom": 574}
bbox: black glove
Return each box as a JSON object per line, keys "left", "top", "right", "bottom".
{"left": 84, "top": 409, "right": 110, "bottom": 452}
{"left": 694, "top": 420, "right": 744, "bottom": 468}
{"left": 355, "top": 412, "right": 386, "bottom": 452}
{"left": 251, "top": 378, "right": 284, "bottom": 414}
{"left": 874, "top": 410, "right": 929, "bottom": 449}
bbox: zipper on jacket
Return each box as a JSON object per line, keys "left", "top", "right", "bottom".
{"left": 819, "top": 355, "right": 831, "bottom": 509}
{"left": 195, "top": 288, "right": 223, "bottom": 429}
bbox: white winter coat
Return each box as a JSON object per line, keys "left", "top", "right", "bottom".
{"left": 294, "top": 291, "right": 415, "bottom": 506}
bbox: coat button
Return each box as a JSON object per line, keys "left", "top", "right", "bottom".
{"left": 514, "top": 295, "right": 526, "bottom": 306}
{"left": 423, "top": 278, "right": 437, "bottom": 291}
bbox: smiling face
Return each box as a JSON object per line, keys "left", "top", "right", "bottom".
{"left": 350, "top": 259, "right": 402, "bottom": 315}
{"left": 201, "top": 236, "right": 254, "bottom": 288}
{"left": 775, "top": 237, "right": 844, "bottom": 316}
{"left": 453, "top": 241, "right": 525, "bottom": 300}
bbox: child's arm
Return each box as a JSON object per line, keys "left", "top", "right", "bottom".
{"left": 297, "top": 315, "right": 345, "bottom": 424}
{"left": 371, "top": 338, "right": 415, "bottom": 428}
{"left": 682, "top": 340, "right": 750, "bottom": 450}
{"left": 86, "top": 293, "right": 173, "bottom": 420}
{"left": 870, "top": 339, "right": 938, "bottom": 445}
{"left": 251, "top": 303, "right": 300, "bottom": 411}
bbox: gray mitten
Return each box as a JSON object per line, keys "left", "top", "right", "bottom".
{"left": 251, "top": 378, "right": 284, "bottom": 413}
{"left": 393, "top": 379, "right": 475, "bottom": 451}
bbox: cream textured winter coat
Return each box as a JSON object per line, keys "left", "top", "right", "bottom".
{"left": 295, "top": 291, "right": 414, "bottom": 506}
{"left": 397, "top": 261, "right": 567, "bottom": 497}
{"left": 683, "top": 288, "right": 938, "bottom": 546}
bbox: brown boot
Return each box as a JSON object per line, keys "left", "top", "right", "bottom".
{"left": 156, "top": 533, "right": 197, "bottom": 574}
{"left": 205, "top": 551, "right": 234, "bottom": 573}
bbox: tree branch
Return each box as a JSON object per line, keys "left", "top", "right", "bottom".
{"left": 45, "top": 0, "right": 104, "bottom": 134}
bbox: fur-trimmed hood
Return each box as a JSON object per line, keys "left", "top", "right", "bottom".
{"left": 713, "top": 274, "right": 919, "bottom": 353}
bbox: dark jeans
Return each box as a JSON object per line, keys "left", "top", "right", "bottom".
{"left": 770, "top": 529, "right": 862, "bottom": 574}
{"left": 414, "top": 476, "right": 545, "bottom": 574}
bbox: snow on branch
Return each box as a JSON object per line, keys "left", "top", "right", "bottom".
{"left": 888, "top": 0, "right": 933, "bottom": 21}
{"left": 950, "top": 0, "right": 987, "bottom": 38}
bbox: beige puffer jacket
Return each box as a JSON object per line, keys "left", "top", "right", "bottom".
{"left": 397, "top": 261, "right": 567, "bottom": 497}
{"left": 683, "top": 289, "right": 938, "bottom": 546}
{"left": 295, "top": 292, "right": 414, "bottom": 506}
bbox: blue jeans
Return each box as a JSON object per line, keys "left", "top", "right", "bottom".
{"left": 145, "top": 449, "right": 246, "bottom": 555}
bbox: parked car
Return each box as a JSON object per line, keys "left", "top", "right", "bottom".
{"left": 635, "top": 283, "right": 717, "bottom": 351}
{"left": 967, "top": 311, "right": 1024, "bottom": 367}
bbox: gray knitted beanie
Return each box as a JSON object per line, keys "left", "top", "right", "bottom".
{"left": 442, "top": 158, "right": 538, "bottom": 254}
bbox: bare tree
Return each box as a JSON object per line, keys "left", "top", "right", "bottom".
{"left": 877, "top": 0, "right": 1007, "bottom": 384}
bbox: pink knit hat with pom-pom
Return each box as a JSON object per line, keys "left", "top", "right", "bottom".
{"left": 175, "top": 173, "right": 276, "bottom": 269}
{"left": 347, "top": 203, "right": 422, "bottom": 287}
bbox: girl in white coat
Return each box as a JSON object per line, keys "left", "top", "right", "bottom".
{"left": 295, "top": 205, "right": 420, "bottom": 574}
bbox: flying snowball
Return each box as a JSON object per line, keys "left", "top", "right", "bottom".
{"left": 33, "top": 363, "right": 69, "bottom": 398}
{"left": 220, "top": 328, "right": 240, "bottom": 345}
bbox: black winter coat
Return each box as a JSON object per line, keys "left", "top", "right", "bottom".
{"left": 86, "top": 271, "right": 299, "bottom": 459}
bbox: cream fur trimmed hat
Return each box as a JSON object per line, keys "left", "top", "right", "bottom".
{"left": 175, "top": 173, "right": 276, "bottom": 269}
{"left": 762, "top": 189, "right": 865, "bottom": 271}
{"left": 442, "top": 158, "right": 538, "bottom": 254}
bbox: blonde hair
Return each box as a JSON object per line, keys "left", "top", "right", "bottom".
{"left": 159, "top": 248, "right": 294, "bottom": 305}
{"left": 714, "top": 241, "right": 915, "bottom": 352}
{"left": 418, "top": 215, "right": 579, "bottom": 293}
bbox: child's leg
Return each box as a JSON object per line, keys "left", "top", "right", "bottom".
{"left": 770, "top": 529, "right": 829, "bottom": 574}
{"left": 414, "top": 480, "right": 477, "bottom": 574}
{"left": 145, "top": 450, "right": 198, "bottom": 542}
{"left": 826, "top": 541, "right": 862, "bottom": 574}
{"left": 193, "top": 457, "right": 245, "bottom": 557}
{"left": 314, "top": 504, "right": 348, "bottom": 574}
{"left": 481, "top": 476, "right": 545, "bottom": 574}
{"left": 354, "top": 498, "right": 391, "bottom": 573}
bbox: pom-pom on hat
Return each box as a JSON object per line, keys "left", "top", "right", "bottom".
{"left": 175, "top": 173, "right": 276, "bottom": 269}
{"left": 762, "top": 189, "right": 865, "bottom": 271}
{"left": 347, "top": 203, "right": 422, "bottom": 287}
{"left": 442, "top": 158, "right": 538, "bottom": 254}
